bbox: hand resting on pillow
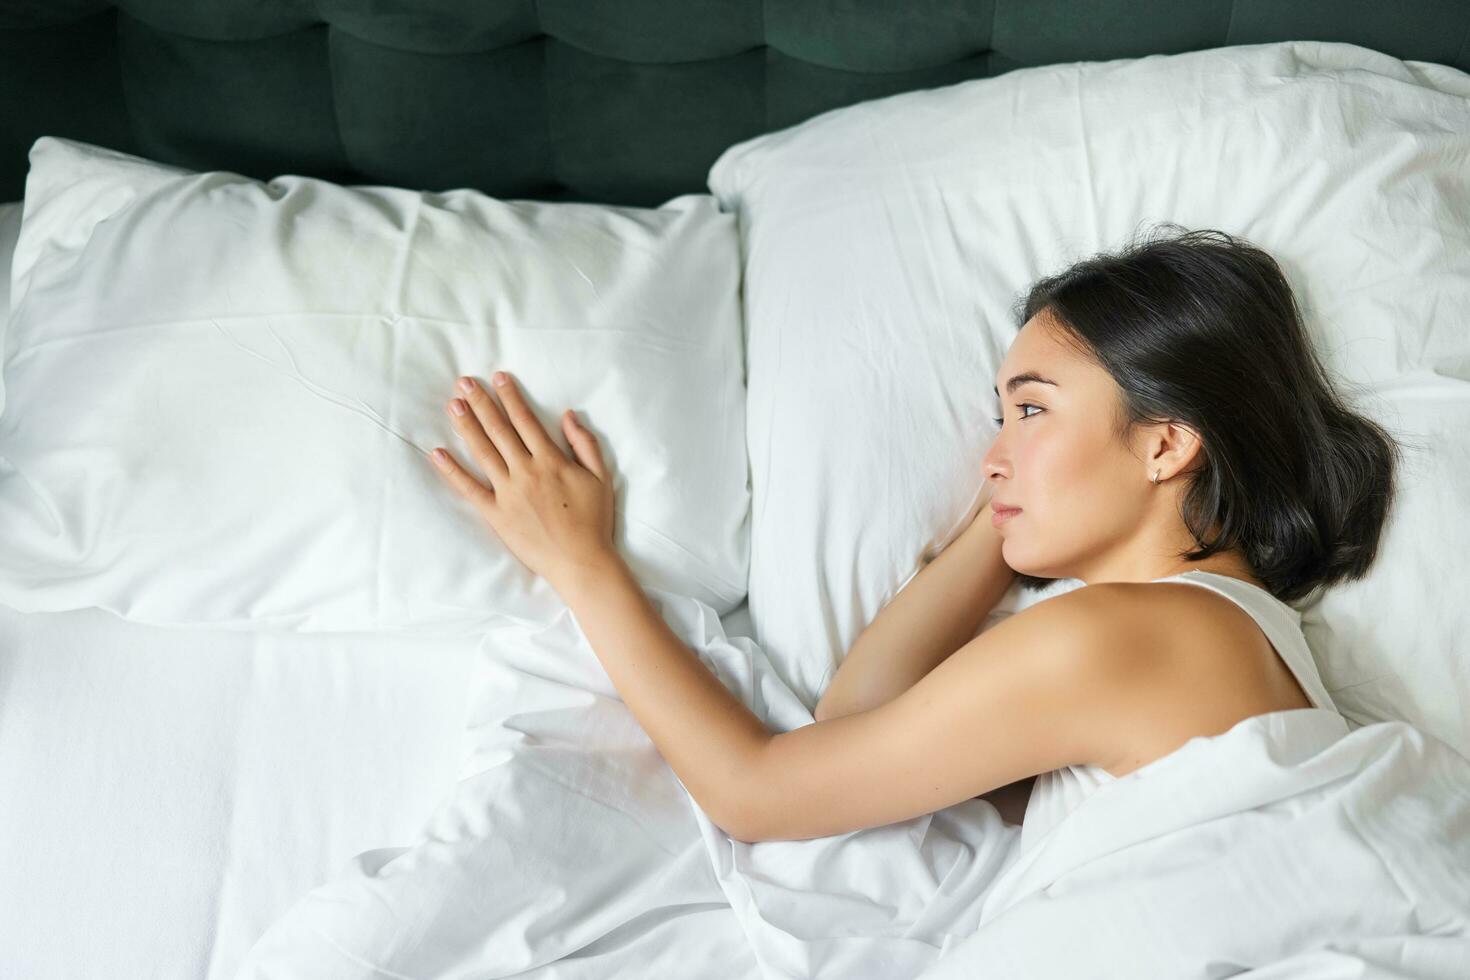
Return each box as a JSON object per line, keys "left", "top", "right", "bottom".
{"left": 430, "top": 369, "right": 618, "bottom": 598}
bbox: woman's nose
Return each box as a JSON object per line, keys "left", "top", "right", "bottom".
{"left": 982, "top": 437, "right": 1010, "bottom": 481}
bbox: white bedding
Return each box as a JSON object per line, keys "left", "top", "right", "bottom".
{"left": 919, "top": 709, "right": 1470, "bottom": 979}
{"left": 1, "top": 468, "right": 1466, "bottom": 979}
{"left": 0, "top": 601, "right": 476, "bottom": 978}
{"left": 0, "top": 141, "right": 751, "bottom": 634}
{"left": 214, "top": 587, "right": 1469, "bottom": 979}
{"left": 6, "top": 39, "right": 1470, "bottom": 979}
{"left": 0, "top": 595, "right": 761, "bottom": 980}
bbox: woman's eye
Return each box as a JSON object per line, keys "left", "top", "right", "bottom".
{"left": 991, "top": 403, "right": 1043, "bottom": 426}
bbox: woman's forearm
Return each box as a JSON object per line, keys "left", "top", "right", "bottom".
{"left": 814, "top": 500, "right": 1016, "bottom": 722}
{"left": 557, "top": 555, "right": 772, "bottom": 837}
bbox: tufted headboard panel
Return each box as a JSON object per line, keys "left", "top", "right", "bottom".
{"left": 2, "top": 1, "right": 1468, "bottom": 207}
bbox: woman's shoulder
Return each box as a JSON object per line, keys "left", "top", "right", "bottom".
{"left": 992, "top": 580, "right": 1199, "bottom": 683}
{"left": 1087, "top": 577, "right": 1282, "bottom": 661}
{"left": 1016, "top": 577, "right": 1307, "bottom": 774}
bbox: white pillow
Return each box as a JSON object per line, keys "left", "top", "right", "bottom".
{"left": 0, "top": 137, "right": 750, "bottom": 634}
{"left": 706, "top": 40, "right": 1470, "bottom": 755}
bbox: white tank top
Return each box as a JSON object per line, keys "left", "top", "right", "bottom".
{"left": 1017, "top": 569, "right": 1338, "bottom": 853}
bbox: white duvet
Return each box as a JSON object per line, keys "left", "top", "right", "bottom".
{"left": 235, "top": 588, "right": 1470, "bottom": 979}
{"left": 920, "top": 714, "right": 1470, "bottom": 979}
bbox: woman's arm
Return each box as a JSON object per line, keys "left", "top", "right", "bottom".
{"left": 814, "top": 498, "right": 1017, "bottom": 722}
{"left": 735, "top": 584, "right": 1121, "bottom": 843}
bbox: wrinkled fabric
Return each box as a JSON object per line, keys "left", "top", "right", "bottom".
{"left": 233, "top": 589, "right": 1470, "bottom": 979}
{"left": 919, "top": 709, "right": 1470, "bottom": 979}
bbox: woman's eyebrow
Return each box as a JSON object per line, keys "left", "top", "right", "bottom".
{"left": 993, "top": 372, "right": 1061, "bottom": 396}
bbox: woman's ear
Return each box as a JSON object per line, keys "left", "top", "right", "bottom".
{"left": 1145, "top": 420, "right": 1206, "bottom": 481}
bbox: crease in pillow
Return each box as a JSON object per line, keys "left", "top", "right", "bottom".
{"left": 209, "top": 315, "right": 430, "bottom": 459}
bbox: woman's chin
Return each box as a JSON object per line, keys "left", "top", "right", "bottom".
{"left": 1000, "top": 544, "right": 1064, "bottom": 592}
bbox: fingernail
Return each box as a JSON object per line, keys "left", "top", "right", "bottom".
{"left": 493, "top": 371, "right": 508, "bottom": 387}
{"left": 450, "top": 399, "right": 467, "bottom": 416}
{"left": 458, "top": 377, "right": 476, "bottom": 394}
{"left": 432, "top": 449, "right": 449, "bottom": 465}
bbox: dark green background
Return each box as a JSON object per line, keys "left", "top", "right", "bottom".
{"left": 1, "top": 1, "right": 1467, "bottom": 207}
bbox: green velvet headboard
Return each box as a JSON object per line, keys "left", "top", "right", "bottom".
{"left": 2, "top": 2, "right": 1468, "bottom": 208}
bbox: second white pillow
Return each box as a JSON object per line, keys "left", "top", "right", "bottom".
{"left": 0, "top": 137, "right": 751, "bottom": 634}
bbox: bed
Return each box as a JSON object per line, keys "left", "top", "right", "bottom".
{"left": 3, "top": 5, "right": 1470, "bottom": 980}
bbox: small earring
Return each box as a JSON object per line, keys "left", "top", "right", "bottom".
{"left": 1150, "top": 470, "right": 1161, "bottom": 484}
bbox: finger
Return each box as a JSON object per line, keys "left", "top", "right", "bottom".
{"left": 447, "top": 396, "right": 510, "bottom": 485}
{"left": 488, "top": 371, "right": 560, "bottom": 458}
{"left": 430, "top": 447, "right": 495, "bottom": 505}
{"left": 562, "top": 409, "right": 607, "bottom": 482}
{"left": 457, "top": 375, "right": 531, "bottom": 468}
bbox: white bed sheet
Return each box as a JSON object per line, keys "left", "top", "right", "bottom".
{"left": 0, "top": 597, "right": 761, "bottom": 980}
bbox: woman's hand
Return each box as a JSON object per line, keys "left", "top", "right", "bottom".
{"left": 430, "top": 370, "right": 619, "bottom": 595}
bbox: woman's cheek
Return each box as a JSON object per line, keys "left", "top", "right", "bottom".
{"left": 1051, "top": 428, "right": 1104, "bottom": 496}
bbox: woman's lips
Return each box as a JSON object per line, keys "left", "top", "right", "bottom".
{"left": 991, "top": 506, "right": 1022, "bottom": 527}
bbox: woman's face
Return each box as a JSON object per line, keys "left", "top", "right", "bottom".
{"left": 982, "top": 309, "right": 1157, "bottom": 582}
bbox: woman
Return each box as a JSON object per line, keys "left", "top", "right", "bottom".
{"left": 430, "top": 224, "right": 1401, "bottom": 845}
{"left": 814, "top": 224, "right": 1402, "bottom": 841}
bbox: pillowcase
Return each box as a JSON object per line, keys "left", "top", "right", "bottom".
{"left": 705, "top": 40, "right": 1470, "bottom": 756}
{"left": 0, "top": 136, "right": 750, "bottom": 634}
